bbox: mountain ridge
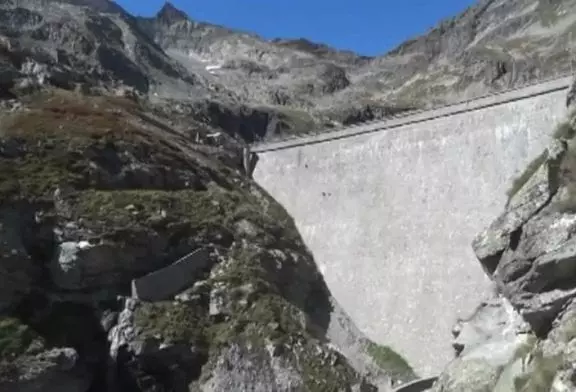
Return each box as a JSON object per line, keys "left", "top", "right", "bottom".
{"left": 2, "top": 0, "right": 576, "bottom": 143}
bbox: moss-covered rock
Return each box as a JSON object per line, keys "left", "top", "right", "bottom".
{"left": 123, "top": 240, "right": 381, "bottom": 390}
{"left": 0, "top": 317, "right": 42, "bottom": 361}
{"left": 364, "top": 341, "right": 416, "bottom": 383}
{"left": 0, "top": 89, "right": 404, "bottom": 390}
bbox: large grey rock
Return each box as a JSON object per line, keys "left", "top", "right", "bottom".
{"left": 438, "top": 112, "right": 576, "bottom": 391}
{"left": 452, "top": 294, "right": 530, "bottom": 357}
{"left": 471, "top": 138, "right": 576, "bottom": 333}
{"left": 432, "top": 294, "right": 536, "bottom": 392}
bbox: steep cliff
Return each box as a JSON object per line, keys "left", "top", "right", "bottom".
{"left": 431, "top": 103, "right": 576, "bottom": 391}
{"left": 0, "top": 89, "right": 416, "bottom": 391}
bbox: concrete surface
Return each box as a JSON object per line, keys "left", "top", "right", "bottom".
{"left": 131, "top": 248, "right": 210, "bottom": 301}
{"left": 394, "top": 377, "right": 438, "bottom": 392}
{"left": 253, "top": 75, "right": 572, "bottom": 153}
{"left": 252, "top": 79, "right": 570, "bottom": 376}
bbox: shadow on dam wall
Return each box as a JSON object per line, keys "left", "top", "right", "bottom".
{"left": 252, "top": 77, "right": 572, "bottom": 376}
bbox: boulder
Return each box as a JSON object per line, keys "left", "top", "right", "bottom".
{"left": 472, "top": 136, "right": 576, "bottom": 333}
{"left": 437, "top": 110, "right": 576, "bottom": 391}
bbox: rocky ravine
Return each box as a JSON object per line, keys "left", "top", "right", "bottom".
{"left": 0, "top": 89, "right": 417, "bottom": 392}
{"left": 4, "top": 0, "right": 576, "bottom": 143}
{"left": 429, "top": 95, "right": 576, "bottom": 391}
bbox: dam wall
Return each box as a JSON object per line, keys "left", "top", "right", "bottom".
{"left": 252, "top": 75, "right": 573, "bottom": 377}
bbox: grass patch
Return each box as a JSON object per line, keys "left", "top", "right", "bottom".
{"left": 134, "top": 301, "right": 208, "bottom": 346}
{"left": 0, "top": 317, "right": 41, "bottom": 360}
{"left": 0, "top": 89, "right": 185, "bottom": 201}
{"left": 132, "top": 241, "right": 360, "bottom": 390}
{"left": 72, "top": 188, "right": 229, "bottom": 228}
{"left": 365, "top": 341, "right": 417, "bottom": 382}
{"left": 1, "top": 90, "right": 140, "bottom": 141}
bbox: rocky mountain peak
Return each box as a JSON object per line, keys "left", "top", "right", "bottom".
{"left": 155, "top": 1, "right": 190, "bottom": 25}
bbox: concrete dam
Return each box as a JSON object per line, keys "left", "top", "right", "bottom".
{"left": 251, "top": 75, "right": 574, "bottom": 377}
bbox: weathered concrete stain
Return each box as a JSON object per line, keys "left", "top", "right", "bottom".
{"left": 253, "top": 83, "right": 569, "bottom": 376}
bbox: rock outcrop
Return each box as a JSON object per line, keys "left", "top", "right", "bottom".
{"left": 3, "top": 0, "right": 576, "bottom": 143}
{"left": 0, "top": 89, "right": 415, "bottom": 391}
{"left": 431, "top": 103, "right": 576, "bottom": 391}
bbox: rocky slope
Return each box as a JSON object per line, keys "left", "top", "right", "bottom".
{"left": 340, "top": 0, "right": 576, "bottom": 109}
{"left": 4, "top": 0, "right": 576, "bottom": 390}
{"left": 0, "top": 89, "right": 417, "bottom": 391}
{"left": 4, "top": 0, "right": 576, "bottom": 143}
{"left": 429, "top": 100, "right": 576, "bottom": 391}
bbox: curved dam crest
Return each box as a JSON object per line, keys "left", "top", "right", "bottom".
{"left": 252, "top": 77, "right": 572, "bottom": 377}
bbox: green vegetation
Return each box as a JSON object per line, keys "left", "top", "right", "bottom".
{"left": 0, "top": 89, "right": 175, "bottom": 201}
{"left": 73, "top": 188, "right": 229, "bottom": 228}
{"left": 205, "top": 245, "right": 308, "bottom": 347}
{"left": 0, "top": 316, "right": 43, "bottom": 382}
{"left": 505, "top": 150, "right": 548, "bottom": 204}
{"left": 0, "top": 88, "right": 363, "bottom": 389}
{"left": 299, "top": 344, "right": 361, "bottom": 391}
{"left": 548, "top": 118, "right": 576, "bottom": 212}
{"left": 365, "top": 341, "right": 417, "bottom": 382}
{"left": 134, "top": 301, "right": 208, "bottom": 346}
{"left": 0, "top": 317, "right": 41, "bottom": 360}
{"left": 133, "top": 243, "right": 362, "bottom": 389}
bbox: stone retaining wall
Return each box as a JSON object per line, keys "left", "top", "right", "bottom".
{"left": 131, "top": 248, "right": 211, "bottom": 302}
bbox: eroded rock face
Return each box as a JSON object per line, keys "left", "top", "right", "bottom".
{"left": 434, "top": 108, "right": 576, "bottom": 391}
{"left": 472, "top": 137, "right": 573, "bottom": 334}
{"left": 433, "top": 294, "right": 534, "bottom": 392}
{"left": 451, "top": 294, "right": 531, "bottom": 358}
{"left": 6, "top": 0, "right": 576, "bottom": 145}
{"left": 0, "top": 91, "right": 410, "bottom": 391}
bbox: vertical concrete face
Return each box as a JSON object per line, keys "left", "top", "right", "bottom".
{"left": 253, "top": 89, "right": 568, "bottom": 376}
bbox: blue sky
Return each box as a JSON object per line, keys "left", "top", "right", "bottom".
{"left": 116, "top": 0, "right": 477, "bottom": 56}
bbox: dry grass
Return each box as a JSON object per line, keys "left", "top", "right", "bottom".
{"left": 1, "top": 89, "right": 141, "bottom": 142}
{"left": 0, "top": 89, "right": 194, "bottom": 200}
